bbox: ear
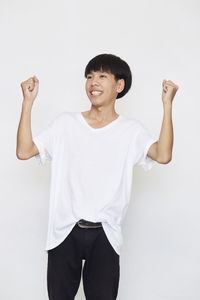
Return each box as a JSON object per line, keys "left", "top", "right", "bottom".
{"left": 116, "top": 79, "right": 125, "bottom": 93}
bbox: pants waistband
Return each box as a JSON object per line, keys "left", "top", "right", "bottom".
{"left": 76, "top": 219, "right": 102, "bottom": 228}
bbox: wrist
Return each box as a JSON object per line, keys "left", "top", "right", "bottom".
{"left": 22, "top": 100, "right": 33, "bottom": 112}
{"left": 163, "top": 102, "right": 172, "bottom": 109}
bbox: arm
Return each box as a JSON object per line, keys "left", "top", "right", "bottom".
{"left": 147, "top": 79, "right": 179, "bottom": 164}
{"left": 16, "top": 76, "right": 39, "bottom": 160}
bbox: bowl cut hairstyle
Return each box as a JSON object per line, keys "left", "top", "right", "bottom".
{"left": 84, "top": 53, "right": 132, "bottom": 99}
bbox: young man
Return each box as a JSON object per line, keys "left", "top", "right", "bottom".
{"left": 16, "top": 53, "right": 179, "bottom": 300}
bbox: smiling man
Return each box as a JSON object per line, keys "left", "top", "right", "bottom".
{"left": 16, "top": 53, "right": 179, "bottom": 300}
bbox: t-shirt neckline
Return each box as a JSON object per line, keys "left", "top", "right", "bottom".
{"left": 77, "top": 112, "right": 123, "bottom": 132}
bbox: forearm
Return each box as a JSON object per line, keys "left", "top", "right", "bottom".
{"left": 16, "top": 100, "right": 34, "bottom": 158}
{"left": 157, "top": 103, "right": 173, "bottom": 163}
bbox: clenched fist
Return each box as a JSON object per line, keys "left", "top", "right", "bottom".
{"left": 162, "top": 79, "right": 179, "bottom": 105}
{"left": 21, "top": 75, "right": 39, "bottom": 104}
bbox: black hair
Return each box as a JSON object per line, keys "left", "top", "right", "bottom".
{"left": 84, "top": 53, "right": 132, "bottom": 99}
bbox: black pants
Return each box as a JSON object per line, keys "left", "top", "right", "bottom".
{"left": 47, "top": 223, "right": 120, "bottom": 300}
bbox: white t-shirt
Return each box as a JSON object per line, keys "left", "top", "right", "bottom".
{"left": 33, "top": 111, "right": 157, "bottom": 255}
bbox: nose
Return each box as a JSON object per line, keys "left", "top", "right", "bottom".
{"left": 90, "top": 75, "right": 100, "bottom": 86}
{"left": 91, "top": 80, "right": 99, "bottom": 86}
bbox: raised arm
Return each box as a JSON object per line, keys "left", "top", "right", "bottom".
{"left": 16, "top": 76, "right": 39, "bottom": 160}
{"left": 147, "top": 79, "right": 179, "bottom": 164}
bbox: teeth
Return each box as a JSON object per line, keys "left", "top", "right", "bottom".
{"left": 91, "top": 91, "right": 102, "bottom": 95}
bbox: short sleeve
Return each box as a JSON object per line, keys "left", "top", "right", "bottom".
{"left": 32, "top": 115, "right": 61, "bottom": 166}
{"left": 134, "top": 121, "right": 158, "bottom": 172}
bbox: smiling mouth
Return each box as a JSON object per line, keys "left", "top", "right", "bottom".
{"left": 90, "top": 91, "right": 103, "bottom": 96}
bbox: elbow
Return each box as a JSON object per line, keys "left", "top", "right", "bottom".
{"left": 163, "top": 157, "right": 172, "bottom": 164}
{"left": 156, "top": 155, "right": 172, "bottom": 164}
{"left": 16, "top": 152, "right": 25, "bottom": 160}
{"left": 16, "top": 142, "right": 37, "bottom": 160}
{"left": 16, "top": 148, "right": 22, "bottom": 160}
{"left": 16, "top": 150, "right": 29, "bottom": 160}
{"left": 16, "top": 147, "right": 23, "bottom": 160}
{"left": 16, "top": 152, "right": 20, "bottom": 160}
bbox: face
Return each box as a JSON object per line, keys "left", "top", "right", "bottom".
{"left": 85, "top": 70, "right": 125, "bottom": 105}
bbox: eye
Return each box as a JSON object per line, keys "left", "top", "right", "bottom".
{"left": 100, "top": 75, "right": 106, "bottom": 78}
{"left": 87, "top": 75, "right": 92, "bottom": 79}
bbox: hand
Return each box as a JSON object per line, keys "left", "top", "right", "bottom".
{"left": 21, "top": 75, "right": 39, "bottom": 104}
{"left": 162, "top": 79, "right": 179, "bottom": 105}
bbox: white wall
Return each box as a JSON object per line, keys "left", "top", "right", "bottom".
{"left": 1, "top": 0, "right": 200, "bottom": 299}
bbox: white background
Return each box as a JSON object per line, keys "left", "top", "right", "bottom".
{"left": 1, "top": 0, "right": 200, "bottom": 299}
